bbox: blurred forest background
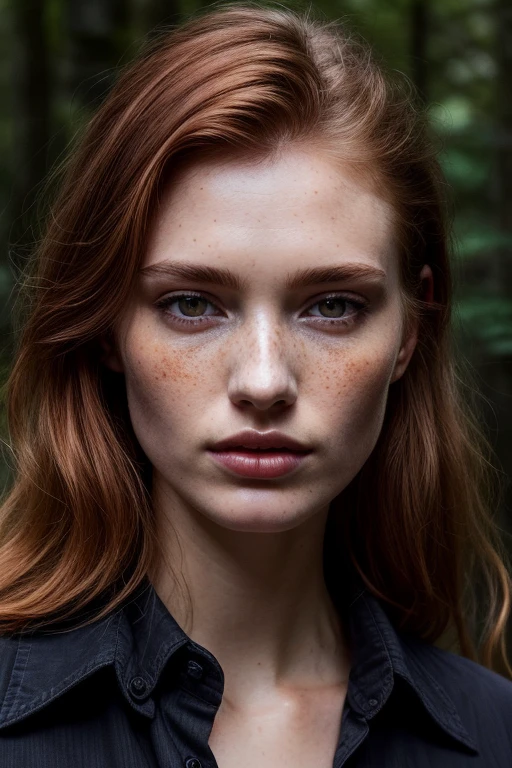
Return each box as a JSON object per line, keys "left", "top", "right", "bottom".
{"left": 0, "top": 0, "right": 511, "bottom": 658}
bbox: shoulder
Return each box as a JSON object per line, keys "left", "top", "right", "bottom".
{"left": 402, "top": 635, "right": 512, "bottom": 740}
{"left": 413, "top": 639, "right": 512, "bottom": 699}
{"left": 0, "top": 633, "right": 22, "bottom": 691}
{"left": 0, "top": 613, "right": 122, "bottom": 733}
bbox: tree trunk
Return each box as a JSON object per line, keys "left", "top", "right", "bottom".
{"left": 410, "top": 0, "right": 429, "bottom": 103}
{"left": 9, "top": 0, "right": 51, "bottom": 259}
{"left": 64, "top": 0, "right": 130, "bottom": 110}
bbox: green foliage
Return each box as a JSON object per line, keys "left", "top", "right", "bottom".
{"left": 455, "top": 226, "right": 512, "bottom": 261}
{"left": 456, "top": 295, "right": 512, "bottom": 358}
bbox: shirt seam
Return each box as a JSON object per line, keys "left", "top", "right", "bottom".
{"left": 1, "top": 611, "right": 123, "bottom": 727}
{"left": 403, "top": 642, "right": 477, "bottom": 747}
{"left": 349, "top": 592, "right": 393, "bottom": 712}
{"left": 1, "top": 655, "right": 115, "bottom": 727}
{"left": 180, "top": 683, "right": 221, "bottom": 709}
{"left": 3, "top": 639, "right": 32, "bottom": 722}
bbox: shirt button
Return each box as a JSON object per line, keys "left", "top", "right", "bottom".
{"left": 129, "top": 675, "right": 149, "bottom": 700}
{"left": 185, "top": 758, "right": 202, "bottom": 768}
{"left": 368, "top": 698, "right": 378, "bottom": 707}
{"left": 187, "top": 660, "right": 204, "bottom": 680}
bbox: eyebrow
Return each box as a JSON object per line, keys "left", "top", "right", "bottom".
{"left": 138, "top": 260, "right": 386, "bottom": 290}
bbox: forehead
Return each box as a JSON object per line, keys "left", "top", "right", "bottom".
{"left": 144, "top": 148, "right": 397, "bottom": 279}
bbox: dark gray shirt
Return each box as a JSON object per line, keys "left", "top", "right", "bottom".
{"left": 0, "top": 572, "right": 511, "bottom": 767}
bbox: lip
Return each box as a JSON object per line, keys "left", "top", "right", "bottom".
{"left": 208, "top": 430, "right": 312, "bottom": 479}
{"left": 207, "top": 449, "right": 311, "bottom": 478}
{"left": 210, "top": 429, "right": 311, "bottom": 452}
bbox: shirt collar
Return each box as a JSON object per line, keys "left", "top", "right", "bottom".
{"left": 342, "top": 584, "right": 478, "bottom": 754}
{"left": 0, "top": 573, "right": 478, "bottom": 755}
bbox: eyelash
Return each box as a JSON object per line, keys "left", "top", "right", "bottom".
{"left": 155, "top": 291, "right": 370, "bottom": 329}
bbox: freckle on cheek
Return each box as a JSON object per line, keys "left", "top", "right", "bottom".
{"left": 145, "top": 348, "right": 199, "bottom": 384}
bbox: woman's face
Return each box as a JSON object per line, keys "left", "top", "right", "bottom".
{"left": 105, "top": 147, "right": 425, "bottom": 533}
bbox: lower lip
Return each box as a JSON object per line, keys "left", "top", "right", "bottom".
{"left": 208, "top": 449, "right": 311, "bottom": 478}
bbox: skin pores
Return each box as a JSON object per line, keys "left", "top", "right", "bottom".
{"left": 105, "top": 147, "right": 425, "bottom": 536}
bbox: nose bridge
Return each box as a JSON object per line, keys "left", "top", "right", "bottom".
{"left": 228, "top": 308, "right": 297, "bottom": 409}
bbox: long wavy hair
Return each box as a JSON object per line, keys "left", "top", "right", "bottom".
{"left": 1, "top": 2, "right": 510, "bottom": 675}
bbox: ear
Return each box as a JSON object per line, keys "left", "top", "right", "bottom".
{"left": 99, "top": 332, "right": 125, "bottom": 373}
{"left": 391, "top": 264, "right": 434, "bottom": 383}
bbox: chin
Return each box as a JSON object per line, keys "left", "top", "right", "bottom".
{"left": 201, "top": 498, "right": 320, "bottom": 534}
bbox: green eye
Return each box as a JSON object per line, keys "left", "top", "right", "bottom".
{"left": 177, "top": 296, "right": 209, "bottom": 317}
{"left": 316, "top": 298, "right": 346, "bottom": 318}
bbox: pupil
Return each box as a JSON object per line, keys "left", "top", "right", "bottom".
{"left": 320, "top": 298, "right": 345, "bottom": 318}
{"left": 179, "top": 296, "right": 205, "bottom": 317}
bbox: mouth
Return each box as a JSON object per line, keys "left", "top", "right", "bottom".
{"left": 207, "top": 446, "right": 312, "bottom": 478}
{"left": 221, "top": 446, "right": 309, "bottom": 453}
{"left": 210, "top": 430, "right": 311, "bottom": 453}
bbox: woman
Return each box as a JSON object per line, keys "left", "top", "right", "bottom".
{"left": 0, "top": 3, "right": 511, "bottom": 766}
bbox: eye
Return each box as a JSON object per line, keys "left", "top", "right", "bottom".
{"left": 172, "top": 295, "right": 210, "bottom": 317}
{"left": 155, "top": 292, "right": 220, "bottom": 325}
{"left": 311, "top": 297, "right": 349, "bottom": 318}
{"left": 155, "top": 291, "right": 369, "bottom": 330}
{"left": 305, "top": 294, "right": 369, "bottom": 325}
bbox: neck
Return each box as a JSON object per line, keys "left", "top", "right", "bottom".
{"left": 149, "top": 479, "right": 351, "bottom": 709}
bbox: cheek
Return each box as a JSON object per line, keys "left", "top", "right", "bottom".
{"left": 308, "top": 340, "right": 397, "bottom": 435}
{"left": 122, "top": 334, "right": 215, "bottom": 430}
{"left": 310, "top": 337, "right": 395, "bottom": 391}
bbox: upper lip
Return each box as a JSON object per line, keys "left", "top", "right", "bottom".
{"left": 210, "top": 430, "right": 311, "bottom": 452}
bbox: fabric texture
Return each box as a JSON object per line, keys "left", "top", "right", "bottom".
{"left": 0, "top": 570, "right": 511, "bottom": 767}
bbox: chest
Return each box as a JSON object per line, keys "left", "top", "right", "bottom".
{"left": 207, "top": 686, "right": 348, "bottom": 768}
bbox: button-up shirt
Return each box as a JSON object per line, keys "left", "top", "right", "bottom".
{"left": 0, "top": 572, "right": 511, "bottom": 767}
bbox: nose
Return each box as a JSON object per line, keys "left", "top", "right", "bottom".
{"left": 227, "top": 312, "right": 298, "bottom": 412}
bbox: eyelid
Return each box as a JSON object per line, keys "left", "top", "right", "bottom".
{"left": 302, "top": 291, "right": 367, "bottom": 312}
{"left": 155, "top": 291, "right": 370, "bottom": 334}
{"left": 156, "top": 289, "right": 366, "bottom": 311}
{"left": 155, "top": 290, "right": 221, "bottom": 309}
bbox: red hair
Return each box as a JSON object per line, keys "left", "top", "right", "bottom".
{"left": 1, "top": 3, "right": 510, "bottom": 675}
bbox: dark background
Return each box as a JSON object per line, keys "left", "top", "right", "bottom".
{"left": 0, "top": 0, "right": 511, "bottom": 639}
